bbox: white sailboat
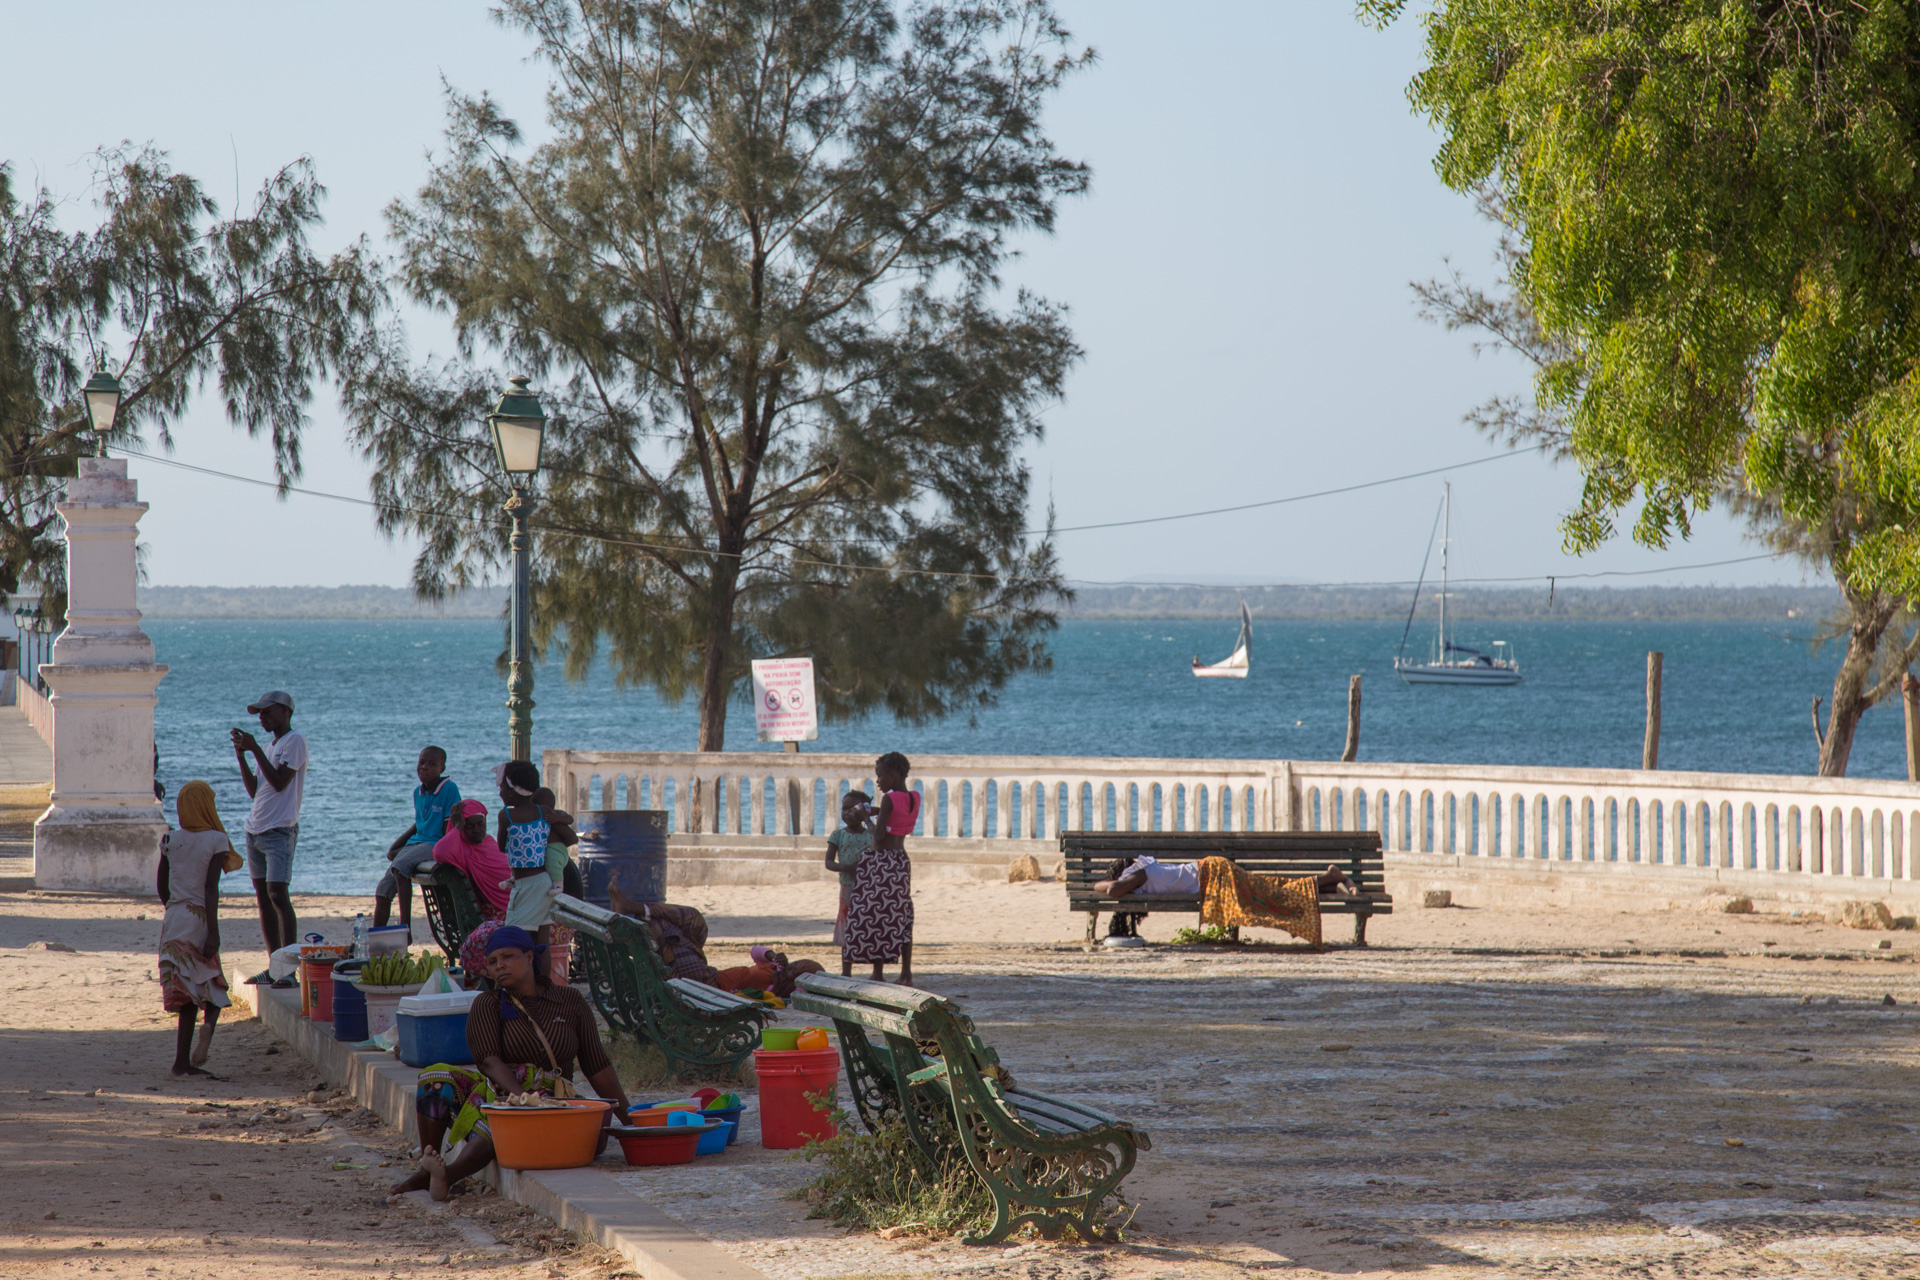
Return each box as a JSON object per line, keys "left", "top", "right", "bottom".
{"left": 1193, "top": 599, "right": 1252, "bottom": 678}
{"left": 1394, "top": 483, "right": 1522, "bottom": 686}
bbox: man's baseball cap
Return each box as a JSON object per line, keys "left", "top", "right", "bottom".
{"left": 247, "top": 690, "right": 295, "bottom": 714}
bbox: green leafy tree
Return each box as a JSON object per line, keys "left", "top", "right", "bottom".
{"left": 1368, "top": 0, "right": 1920, "bottom": 774}
{"left": 0, "top": 148, "right": 379, "bottom": 619}
{"left": 349, "top": 0, "right": 1088, "bottom": 750}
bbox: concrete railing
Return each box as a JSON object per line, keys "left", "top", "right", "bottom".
{"left": 541, "top": 748, "right": 1920, "bottom": 899}
{"left": 1292, "top": 760, "right": 1920, "bottom": 883}
{"left": 17, "top": 679, "right": 52, "bottom": 750}
{"left": 543, "top": 749, "right": 1281, "bottom": 842}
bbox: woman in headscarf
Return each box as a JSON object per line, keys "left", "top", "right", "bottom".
{"left": 158, "top": 781, "right": 243, "bottom": 1076}
{"left": 390, "top": 925, "right": 632, "bottom": 1201}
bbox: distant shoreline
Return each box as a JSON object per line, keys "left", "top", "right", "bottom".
{"left": 137, "top": 582, "right": 1839, "bottom": 622}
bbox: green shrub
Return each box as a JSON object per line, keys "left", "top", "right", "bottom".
{"left": 1169, "top": 924, "right": 1240, "bottom": 946}
{"left": 796, "top": 1112, "right": 995, "bottom": 1237}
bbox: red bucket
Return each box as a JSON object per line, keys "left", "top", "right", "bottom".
{"left": 753, "top": 1047, "right": 841, "bottom": 1148}
{"left": 303, "top": 957, "right": 339, "bottom": 1021}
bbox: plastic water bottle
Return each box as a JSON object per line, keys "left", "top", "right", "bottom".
{"left": 352, "top": 913, "right": 368, "bottom": 961}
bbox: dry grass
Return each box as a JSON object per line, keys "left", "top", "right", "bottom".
{"left": 603, "top": 1032, "right": 757, "bottom": 1095}
{"left": 0, "top": 783, "right": 50, "bottom": 838}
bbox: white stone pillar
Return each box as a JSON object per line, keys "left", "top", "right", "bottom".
{"left": 33, "top": 457, "right": 168, "bottom": 892}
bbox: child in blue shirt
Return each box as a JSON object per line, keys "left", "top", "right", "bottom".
{"left": 373, "top": 746, "right": 462, "bottom": 931}
{"left": 824, "top": 790, "right": 873, "bottom": 976}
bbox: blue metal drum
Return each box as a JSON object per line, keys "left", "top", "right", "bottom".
{"left": 573, "top": 809, "right": 669, "bottom": 907}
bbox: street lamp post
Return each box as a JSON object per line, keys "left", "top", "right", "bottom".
{"left": 487, "top": 376, "right": 548, "bottom": 763}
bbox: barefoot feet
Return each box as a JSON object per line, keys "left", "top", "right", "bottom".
{"left": 421, "top": 1147, "right": 451, "bottom": 1201}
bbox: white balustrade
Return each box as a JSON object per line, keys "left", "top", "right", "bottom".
{"left": 539, "top": 748, "right": 1920, "bottom": 887}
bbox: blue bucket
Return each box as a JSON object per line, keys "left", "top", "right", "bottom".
{"left": 330, "top": 962, "right": 368, "bottom": 1042}
{"left": 574, "top": 810, "right": 668, "bottom": 908}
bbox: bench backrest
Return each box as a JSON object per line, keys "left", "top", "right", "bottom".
{"left": 411, "top": 861, "right": 491, "bottom": 963}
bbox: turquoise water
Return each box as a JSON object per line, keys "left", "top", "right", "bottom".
{"left": 148, "top": 617, "right": 1901, "bottom": 896}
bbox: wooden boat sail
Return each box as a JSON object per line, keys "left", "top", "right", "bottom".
{"left": 1394, "top": 483, "right": 1522, "bottom": 686}
{"left": 1193, "top": 599, "right": 1252, "bottom": 678}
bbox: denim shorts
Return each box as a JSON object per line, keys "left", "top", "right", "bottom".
{"left": 377, "top": 841, "right": 438, "bottom": 898}
{"left": 246, "top": 825, "right": 299, "bottom": 883}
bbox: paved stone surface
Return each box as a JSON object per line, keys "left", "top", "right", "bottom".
{"left": 0, "top": 704, "right": 51, "bottom": 785}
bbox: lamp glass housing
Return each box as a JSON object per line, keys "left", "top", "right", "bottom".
{"left": 486, "top": 376, "right": 547, "bottom": 479}
{"left": 82, "top": 369, "right": 122, "bottom": 435}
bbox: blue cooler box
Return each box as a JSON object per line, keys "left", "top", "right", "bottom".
{"left": 395, "top": 990, "right": 479, "bottom": 1067}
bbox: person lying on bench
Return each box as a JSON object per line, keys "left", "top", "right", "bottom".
{"left": 1093, "top": 854, "right": 1357, "bottom": 948}
{"left": 605, "top": 872, "right": 825, "bottom": 997}
{"left": 1093, "top": 854, "right": 1357, "bottom": 899}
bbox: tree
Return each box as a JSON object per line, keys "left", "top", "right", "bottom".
{"left": 349, "top": 0, "right": 1088, "bottom": 750}
{"left": 1369, "top": 0, "right": 1920, "bottom": 775}
{"left": 0, "top": 148, "right": 379, "bottom": 618}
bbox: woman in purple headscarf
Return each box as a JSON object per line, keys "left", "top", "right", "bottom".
{"left": 389, "top": 926, "right": 632, "bottom": 1201}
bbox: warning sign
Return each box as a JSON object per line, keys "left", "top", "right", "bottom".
{"left": 751, "top": 657, "right": 818, "bottom": 743}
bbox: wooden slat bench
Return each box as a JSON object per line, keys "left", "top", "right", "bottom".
{"left": 789, "top": 973, "right": 1149, "bottom": 1245}
{"left": 550, "top": 893, "right": 770, "bottom": 1077}
{"left": 1061, "top": 830, "right": 1393, "bottom": 945}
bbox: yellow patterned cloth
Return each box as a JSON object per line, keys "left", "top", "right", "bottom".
{"left": 1196, "top": 856, "right": 1321, "bottom": 946}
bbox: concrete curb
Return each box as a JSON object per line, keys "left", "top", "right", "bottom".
{"left": 257, "top": 984, "right": 773, "bottom": 1280}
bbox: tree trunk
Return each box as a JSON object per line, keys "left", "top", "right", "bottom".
{"left": 1816, "top": 589, "right": 1896, "bottom": 777}
{"left": 695, "top": 563, "right": 741, "bottom": 752}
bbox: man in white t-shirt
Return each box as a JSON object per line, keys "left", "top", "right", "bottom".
{"left": 231, "top": 690, "right": 308, "bottom": 986}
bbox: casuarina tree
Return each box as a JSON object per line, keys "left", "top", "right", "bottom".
{"left": 1367, "top": 0, "right": 1920, "bottom": 775}
{"left": 0, "top": 148, "right": 379, "bottom": 620}
{"left": 349, "top": 0, "right": 1089, "bottom": 750}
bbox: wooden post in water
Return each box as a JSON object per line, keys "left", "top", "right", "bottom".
{"left": 1643, "top": 651, "right": 1663, "bottom": 770}
{"left": 1903, "top": 672, "right": 1920, "bottom": 782}
{"left": 1341, "top": 674, "right": 1362, "bottom": 763}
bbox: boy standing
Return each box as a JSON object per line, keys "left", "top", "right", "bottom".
{"left": 232, "top": 690, "right": 307, "bottom": 985}
{"left": 374, "top": 746, "right": 461, "bottom": 931}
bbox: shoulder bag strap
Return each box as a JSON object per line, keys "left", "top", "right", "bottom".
{"left": 506, "top": 992, "right": 562, "bottom": 1073}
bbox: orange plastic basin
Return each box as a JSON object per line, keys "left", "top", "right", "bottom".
{"left": 478, "top": 1099, "right": 612, "bottom": 1170}
{"left": 626, "top": 1103, "right": 699, "bottom": 1127}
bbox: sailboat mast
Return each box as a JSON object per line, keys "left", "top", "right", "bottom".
{"left": 1437, "top": 482, "right": 1450, "bottom": 661}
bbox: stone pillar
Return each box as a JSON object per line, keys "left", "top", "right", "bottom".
{"left": 33, "top": 457, "right": 168, "bottom": 892}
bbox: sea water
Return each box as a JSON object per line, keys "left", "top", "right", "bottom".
{"left": 147, "top": 617, "right": 1902, "bottom": 896}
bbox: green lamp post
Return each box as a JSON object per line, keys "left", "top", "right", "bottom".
{"left": 488, "top": 376, "right": 548, "bottom": 763}
{"left": 82, "top": 367, "right": 123, "bottom": 456}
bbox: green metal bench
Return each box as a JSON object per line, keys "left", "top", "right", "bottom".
{"left": 789, "top": 973, "right": 1149, "bottom": 1245}
{"left": 549, "top": 893, "right": 770, "bottom": 1077}
{"left": 411, "top": 860, "right": 493, "bottom": 968}
{"left": 1062, "top": 830, "right": 1393, "bottom": 945}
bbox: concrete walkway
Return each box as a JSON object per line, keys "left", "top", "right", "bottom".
{"left": 0, "top": 705, "right": 50, "bottom": 785}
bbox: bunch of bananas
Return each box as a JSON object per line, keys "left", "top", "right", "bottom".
{"left": 359, "top": 949, "right": 444, "bottom": 986}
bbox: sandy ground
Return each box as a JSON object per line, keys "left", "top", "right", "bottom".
{"left": 0, "top": 784, "right": 627, "bottom": 1280}
{"left": 10, "top": 775, "right": 1920, "bottom": 1279}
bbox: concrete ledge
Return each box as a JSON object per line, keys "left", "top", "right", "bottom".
{"left": 257, "top": 984, "right": 773, "bottom": 1280}
{"left": 1384, "top": 848, "right": 1920, "bottom": 915}
{"left": 664, "top": 833, "right": 1051, "bottom": 884}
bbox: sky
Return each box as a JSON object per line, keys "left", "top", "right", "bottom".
{"left": 0, "top": 2, "right": 1817, "bottom": 593}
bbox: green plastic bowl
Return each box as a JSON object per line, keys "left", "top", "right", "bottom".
{"left": 761, "top": 1027, "right": 802, "bottom": 1051}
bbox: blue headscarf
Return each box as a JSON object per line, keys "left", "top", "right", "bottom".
{"left": 484, "top": 925, "right": 539, "bottom": 955}
{"left": 484, "top": 924, "right": 551, "bottom": 1005}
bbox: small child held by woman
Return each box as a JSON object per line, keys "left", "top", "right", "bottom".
{"left": 839, "top": 753, "right": 918, "bottom": 985}
{"left": 824, "top": 791, "right": 873, "bottom": 974}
